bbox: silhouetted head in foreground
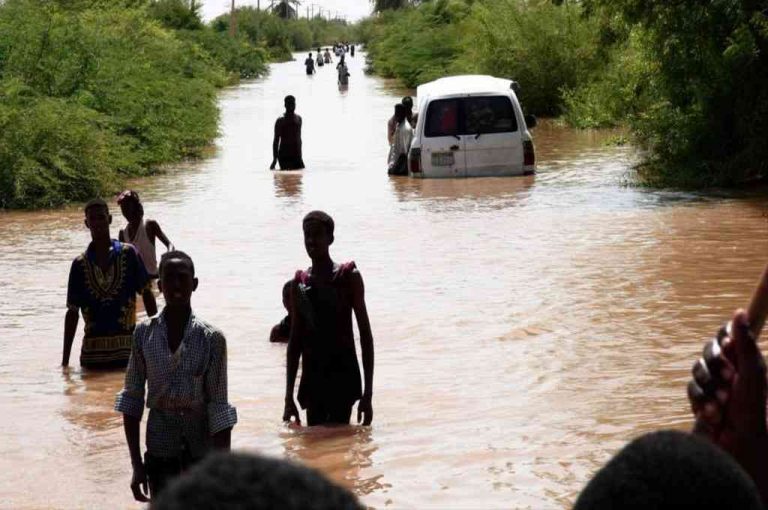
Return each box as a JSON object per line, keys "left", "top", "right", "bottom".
{"left": 574, "top": 430, "right": 763, "bottom": 510}
{"left": 285, "top": 95, "right": 296, "bottom": 114}
{"left": 150, "top": 451, "right": 363, "bottom": 510}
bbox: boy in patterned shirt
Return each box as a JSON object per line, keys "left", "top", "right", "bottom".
{"left": 115, "top": 251, "right": 237, "bottom": 501}
{"left": 63, "top": 198, "right": 157, "bottom": 368}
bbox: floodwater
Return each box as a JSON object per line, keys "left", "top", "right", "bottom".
{"left": 2, "top": 52, "right": 768, "bottom": 509}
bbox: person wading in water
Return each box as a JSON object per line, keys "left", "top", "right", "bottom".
{"left": 63, "top": 199, "right": 157, "bottom": 368}
{"left": 283, "top": 211, "right": 375, "bottom": 426}
{"left": 304, "top": 53, "right": 316, "bottom": 75}
{"left": 270, "top": 95, "right": 305, "bottom": 171}
{"left": 117, "top": 190, "right": 174, "bottom": 281}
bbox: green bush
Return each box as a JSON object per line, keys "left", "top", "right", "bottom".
{"left": 364, "top": 0, "right": 467, "bottom": 88}
{"left": 585, "top": 0, "right": 768, "bottom": 187}
{"left": 362, "top": 0, "right": 602, "bottom": 115}
{"left": 0, "top": 0, "right": 226, "bottom": 208}
{"left": 212, "top": 7, "right": 352, "bottom": 60}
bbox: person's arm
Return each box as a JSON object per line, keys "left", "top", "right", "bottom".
{"left": 146, "top": 220, "right": 174, "bottom": 251}
{"left": 271, "top": 119, "right": 280, "bottom": 169}
{"left": 350, "top": 271, "right": 374, "bottom": 425}
{"left": 131, "top": 248, "right": 157, "bottom": 317}
{"left": 115, "top": 329, "right": 149, "bottom": 502}
{"left": 63, "top": 261, "right": 81, "bottom": 367}
{"left": 62, "top": 307, "right": 79, "bottom": 367}
{"left": 205, "top": 331, "right": 238, "bottom": 450}
{"left": 283, "top": 280, "right": 302, "bottom": 423}
{"left": 688, "top": 310, "right": 768, "bottom": 504}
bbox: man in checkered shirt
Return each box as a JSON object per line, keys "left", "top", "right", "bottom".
{"left": 115, "top": 251, "right": 237, "bottom": 502}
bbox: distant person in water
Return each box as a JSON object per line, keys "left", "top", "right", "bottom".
{"left": 117, "top": 190, "right": 174, "bottom": 281}
{"left": 304, "top": 53, "right": 315, "bottom": 75}
{"left": 63, "top": 199, "right": 157, "bottom": 369}
{"left": 316, "top": 48, "right": 324, "bottom": 68}
{"left": 283, "top": 211, "right": 375, "bottom": 426}
{"left": 336, "top": 56, "right": 349, "bottom": 86}
{"left": 350, "top": 44, "right": 355, "bottom": 57}
{"left": 115, "top": 251, "right": 237, "bottom": 502}
{"left": 388, "top": 104, "right": 413, "bottom": 176}
{"left": 270, "top": 280, "right": 292, "bottom": 343}
{"left": 270, "top": 95, "right": 305, "bottom": 170}
{"left": 323, "top": 48, "right": 332, "bottom": 64}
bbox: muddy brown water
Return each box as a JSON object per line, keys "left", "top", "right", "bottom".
{"left": 2, "top": 53, "right": 768, "bottom": 508}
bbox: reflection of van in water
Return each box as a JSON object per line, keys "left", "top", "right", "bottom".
{"left": 408, "top": 75, "right": 537, "bottom": 178}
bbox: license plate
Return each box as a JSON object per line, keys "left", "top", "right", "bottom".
{"left": 431, "top": 152, "right": 455, "bottom": 166}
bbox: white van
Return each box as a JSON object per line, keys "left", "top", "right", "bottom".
{"left": 408, "top": 75, "right": 536, "bottom": 178}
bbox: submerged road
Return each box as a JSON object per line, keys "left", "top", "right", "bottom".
{"left": 2, "top": 52, "right": 768, "bottom": 508}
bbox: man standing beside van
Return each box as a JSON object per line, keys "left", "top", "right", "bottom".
{"left": 388, "top": 104, "right": 413, "bottom": 176}
{"left": 388, "top": 97, "right": 417, "bottom": 145}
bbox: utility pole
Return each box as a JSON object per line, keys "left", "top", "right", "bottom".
{"left": 229, "top": 0, "right": 237, "bottom": 37}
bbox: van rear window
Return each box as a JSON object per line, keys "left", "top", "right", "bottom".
{"left": 424, "top": 99, "right": 460, "bottom": 138}
{"left": 424, "top": 96, "right": 518, "bottom": 138}
{"left": 464, "top": 96, "right": 517, "bottom": 135}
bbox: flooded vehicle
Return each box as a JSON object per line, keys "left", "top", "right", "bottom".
{"left": 409, "top": 75, "right": 537, "bottom": 178}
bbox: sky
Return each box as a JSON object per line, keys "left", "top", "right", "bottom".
{"left": 200, "top": 0, "right": 373, "bottom": 22}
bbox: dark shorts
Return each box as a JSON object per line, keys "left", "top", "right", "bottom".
{"left": 278, "top": 155, "right": 305, "bottom": 170}
{"left": 306, "top": 401, "right": 354, "bottom": 426}
{"left": 145, "top": 450, "right": 201, "bottom": 499}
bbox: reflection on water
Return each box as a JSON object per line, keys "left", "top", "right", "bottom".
{"left": 273, "top": 171, "right": 303, "bottom": 199}
{"left": 3, "top": 52, "right": 768, "bottom": 508}
{"left": 281, "top": 425, "right": 387, "bottom": 497}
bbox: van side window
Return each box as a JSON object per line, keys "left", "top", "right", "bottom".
{"left": 464, "top": 96, "right": 517, "bottom": 134}
{"left": 425, "top": 99, "right": 460, "bottom": 138}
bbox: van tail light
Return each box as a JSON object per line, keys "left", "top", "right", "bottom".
{"left": 523, "top": 140, "right": 535, "bottom": 166}
{"left": 409, "top": 148, "right": 422, "bottom": 174}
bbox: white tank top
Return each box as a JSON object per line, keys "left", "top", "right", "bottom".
{"left": 122, "top": 220, "right": 158, "bottom": 276}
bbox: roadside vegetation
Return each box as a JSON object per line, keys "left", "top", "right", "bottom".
{"left": 360, "top": 0, "right": 768, "bottom": 187}
{"left": 0, "top": 0, "right": 350, "bottom": 209}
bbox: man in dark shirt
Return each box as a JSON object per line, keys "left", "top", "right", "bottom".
{"left": 62, "top": 198, "right": 157, "bottom": 369}
{"left": 270, "top": 95, "right": 305, "bottom": 171}
{"left": 304, "top": 53, "right": 315, "bottom": 75}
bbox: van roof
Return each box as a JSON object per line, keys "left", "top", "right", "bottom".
{"left": 416, "top": 75, "right": 514, "bottom": 104}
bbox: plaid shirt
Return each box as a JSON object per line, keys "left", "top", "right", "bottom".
{"left": 114, "top": 310, "right": 237, "bottom": 458}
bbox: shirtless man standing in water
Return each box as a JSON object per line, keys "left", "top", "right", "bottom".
{"left": 270, "top": 95, "right": 305, "bottom": 171}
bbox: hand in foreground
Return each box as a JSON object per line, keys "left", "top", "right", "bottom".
{"left": 130, "top": 462, "right": 150, "bottom": 503}
{"left": 283, "top": 397, "right": 301, "bottom": 425}
{"left": 358, "top": 395, "right": 373, "bottom": 426}
{"left": 269, "top": 160, "right": 277, "bottom": 170}
{"left": 688, "top": 309, "right": 768, "bottom": 497}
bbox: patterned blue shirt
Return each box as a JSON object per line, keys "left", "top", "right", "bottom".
{"left": 114, "top": 310, "right": 237, "bottom": 458}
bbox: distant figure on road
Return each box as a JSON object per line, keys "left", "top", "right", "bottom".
{"left": 270, "top": 95, "right": 305, "bottom": 171}
{"left": 336, "top": 56, "right": 350, "bottom": 86}
{"left": 304, "top": 53, "right": 315, "bottom": 75}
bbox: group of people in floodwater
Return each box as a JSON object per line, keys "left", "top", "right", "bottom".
{"left": 304, "top": 42, "right": 354, "bottom": 87}
{"left": 63, "top": 192, "right": 372, "bottom": 504}
{"left": 58, "top": 75, "right": 768, "bottom": 508}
